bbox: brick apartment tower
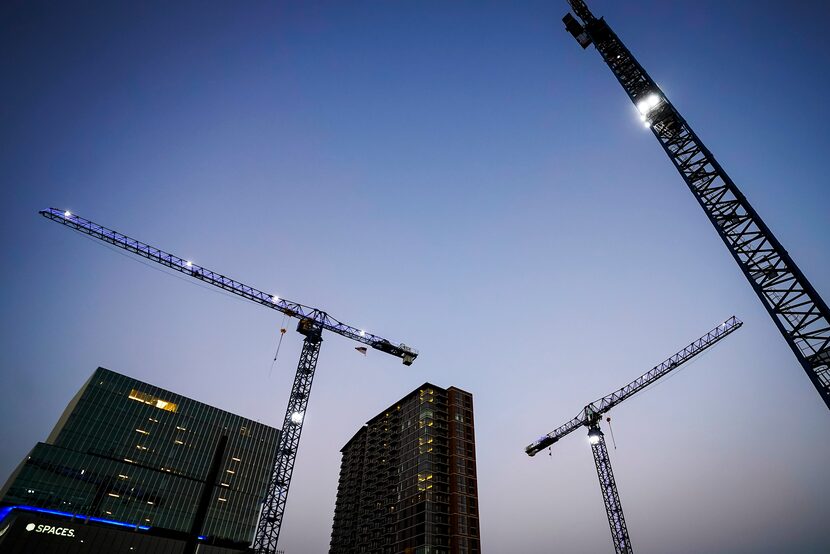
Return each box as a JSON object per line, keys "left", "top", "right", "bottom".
{"left": 330, "top": 383, "right": 480, "bottom": 554}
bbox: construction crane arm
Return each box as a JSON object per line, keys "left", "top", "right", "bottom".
{"left": 525, "top": 316, "right": 742, "bottom": 456}
{"left": 560, "top": 0, "right": 830, "bottom": 409}
{"left": 40, "top": 208, "right": 418, "bottom": 365}
{"left": 567, "top": 1, "right": 596, "bottom": 24}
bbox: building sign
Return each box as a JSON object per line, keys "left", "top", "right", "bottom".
{"left": 24, "top": 522, "right": 76, "bottom": 537}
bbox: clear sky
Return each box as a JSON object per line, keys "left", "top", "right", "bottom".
{"left": 2, "top": 1, "right": 829, "bottom": 552}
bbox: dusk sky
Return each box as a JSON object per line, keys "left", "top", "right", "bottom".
{"left": 2, "top": 1, "right": 829, "bottom": 552}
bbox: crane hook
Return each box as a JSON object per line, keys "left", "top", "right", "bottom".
{"left": 606, "top": 416, "right": 617, "bottom": 450}
{"left": 268, "top": 315, "right": 289, "bottom": 377}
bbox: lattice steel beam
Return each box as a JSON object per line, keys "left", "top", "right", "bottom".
{"left": 39, "top": 208, "right": 418, "bottom": 553}
{"left": 589, "top": 426, "right": 633, "bottom": 554}
{"left": 526, "top": 317, "right": 742, "bottom": 456}
{"left": 562, "top": 1, "right": 830, "bottom": 409}
{"left": 253, "top": 329, "right": 322, "bottom": 552}
{"left": 39, "top": 208, "right": 417, "bottom": 366}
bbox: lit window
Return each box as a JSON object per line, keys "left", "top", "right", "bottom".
{"left": 218, "top": 497, "right": 227, "bottom": 502}
{"left": 118, "top": 474, "right": 129, "bottom": 480}
{"left": 147, "top": 501, "right": 154, "bottom": 505}
{"left": 226, "top": 469, "right": 235, "bottom": 474}
{"left": 136, "top": 429, "right": 149, "bottom": 435}
{"left": 128, "top": 389, "right": 178, "bottom": 412}
{"left": 231, "top": 457, "right": 241, "bottom": 462}
{"left": 174, "top": 440, "right": 184, "bottom": 445}
{"left": 108, "top": 493, "right": 120, "bottom": 498}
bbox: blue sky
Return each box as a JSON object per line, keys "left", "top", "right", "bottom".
{"left": 1, "top": 1, "right": 829, "bottom": 552}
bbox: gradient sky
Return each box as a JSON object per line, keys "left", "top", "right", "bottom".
{"left": 2, "top": 1, "right": 829, "bottom": 552}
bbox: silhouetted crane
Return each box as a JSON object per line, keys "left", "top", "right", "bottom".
{"left": 526, "top": 317, "right": 742, "bottom": 553}
{"left": 559, "top": 0, "right": 829, "bottom": 409}
{"left": 40, "top": 207, "right": 418, "bottom": 553}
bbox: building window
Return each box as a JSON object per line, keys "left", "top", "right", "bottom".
{"left": 128, "top": 389, "right": 178, "bottom": 412}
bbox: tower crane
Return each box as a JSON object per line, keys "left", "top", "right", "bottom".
{"left": 559, "top": 0, "right": 830, "bottom": 409}
{"left": 39, "top": 207, "right": 418, "bottom": 553}
{"left": 526, "top": 316, "right": 743, "bottom": 553}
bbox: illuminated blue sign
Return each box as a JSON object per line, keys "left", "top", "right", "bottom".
{"left": 0, "top": 505, "right": 150, "bottom": 531}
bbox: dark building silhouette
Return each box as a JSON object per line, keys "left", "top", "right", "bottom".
{"left": 0, "top": 367, "right": 280, "bottom": 553}
{"left": 330, "top": 383, "right": 481, "bottom": 554}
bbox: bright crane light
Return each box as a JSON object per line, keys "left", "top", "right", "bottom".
{"left": 291, "top": 411, "right": 304, "bottom": 424}
{"left": 63, "top": 211, "right": 72, "bottom": 218}
{"left": 185, "top": 261, "right": 193, "bottom": 268}
{"left": 272, "top": 296, "right": 280, "bottom": 303}
{"left": 588, "top": 428, "right": 602, "bottom": 445}
{"left": 636, "top": 93, "right": 662, "bottom": 115}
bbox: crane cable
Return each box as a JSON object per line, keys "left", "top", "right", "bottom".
{"left": 606, "top": 416, "right": 617, "bottom": 450}
{"left": 82, "top": 232, "right": 291, "bottom": 380}
{"left": 269, "top": 313, "right": 289, "bottom": 377}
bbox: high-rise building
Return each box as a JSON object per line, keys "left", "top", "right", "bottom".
{"left": 330, "top": 383, "right": 481, "bottom": 554}
{"left": 0, "top": 367, "right": 280, "bottom": 553}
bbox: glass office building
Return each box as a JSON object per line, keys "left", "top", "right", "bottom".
{"left": 0, "top": 367, "right": 279, "bottom": 549}
{"left": 330, "top": 383, "right": 481, "bottom": 554}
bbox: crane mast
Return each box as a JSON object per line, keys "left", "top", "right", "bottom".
{"left": 39, "top": 208, "right": 418, "bottom": 553}
{"left": 561, "top": 0, "right": 830, "bottom": 409}
{"left": 589, "top": 425, "right": 630, "bottom": 554}
{"left": 525, "top": 317, "right": 742, "bottom": 553}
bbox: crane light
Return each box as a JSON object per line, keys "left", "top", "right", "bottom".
{"left": 185, "top": 261, "right": 193, "bottom": 268}
{"left": 291, "top": 411, "right": 304, "bottom": 424}
{"left": 272, "top": 296, "right": 280, "bottom": 303}
{"left": 64, "top": 211, "right": 72, "bottom": 218}
{"left": 359, "top": 329, "right": 366, "bottom": 337}
{"left": 588, "top": 427, "right": 603, "bottom": 445}
{"left": 637, "top": 93, "right": 662, "bottom": 116}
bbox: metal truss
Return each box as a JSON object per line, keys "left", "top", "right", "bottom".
{"left": 526, "top": 317, "right": 740, "bottom": 552}
{"left": 563, "top": 0, "right": 830, "bottom": 410}
{"left": 253, "top": 329, "right": 322, "bottom": 552}
{"left": 589, "top": 426, "right": 632, "bottom": 554}
{"left": 526, "top": 316, "right": 742, "bottom": 456}
{"left": 39, "top": 208, "right": 417, "bottom": 366}
{"left": 40, "top": 208, "right": 418, "bottom": 553}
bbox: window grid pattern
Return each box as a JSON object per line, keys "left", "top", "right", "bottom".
{"left": 330, "top": 383, "right": 480, "bottom": 554}
{"left": 1, "top": 367, "right": 279, "bottom": 544}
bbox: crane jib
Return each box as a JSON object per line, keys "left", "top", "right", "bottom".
{"left": 525, "top": 316, "right": 743, "bottom": 457}
{"left": 39, "top": 208, "right": 418, "bottom": 365}
{"left": 563, "top": 0, "right": 830, "bottom": 410}
{"left": 39, "top": 206, "right": 418, "bottom": 552}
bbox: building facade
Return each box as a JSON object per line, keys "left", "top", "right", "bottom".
{"left": 330, "top": 383, "right": 480, "bottom": 554}
{"left": 0, "top": 367, "right": 280, "bottom": 551}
